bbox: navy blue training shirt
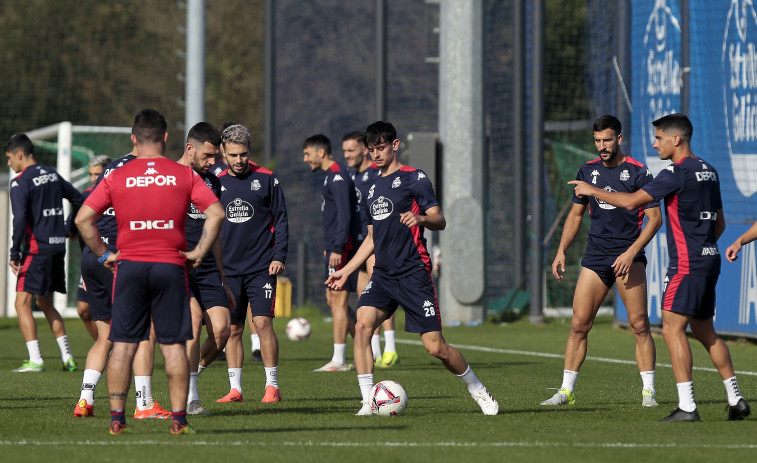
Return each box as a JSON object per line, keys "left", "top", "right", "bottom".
{"left": 218, "top": 163, "right": 288, "bottom": 276}
{"left": 574, "top": 156, "right": 658, "bottom": 258}
{"left": 10, "top": 164, "right": 83, "bottom": 260}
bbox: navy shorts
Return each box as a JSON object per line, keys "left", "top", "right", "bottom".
{"left": 189, "top": 269, "right": 230, "bottom": 311}
{"left": 581, "top": 253, "right": 647, "bottom": 288}
{"left": 227, "top": 270, "right": 277, "bottom": 324}
{"left": 357, "top": 269, "right": 442, "bottom": 334}
{"left": 325, "top": 251, "right": 358, "bottom": 292}
{"left": 662, "top": 273, "right": 718, "bottom": 319}
{"left": 109, "top": 260, "right": 192, "bottom": 343}
{"left": 80, "top": 248, "right": 114, "bottom": 321}
{"left": 16, "top": 253, "right": 66, "bottom": 295}
{"left": 77, "top": 276, "right": 88, "bottom": 304}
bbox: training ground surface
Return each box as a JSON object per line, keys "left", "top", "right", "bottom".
{"left": 0, "top": 310, "right": 756, "bottom": 462}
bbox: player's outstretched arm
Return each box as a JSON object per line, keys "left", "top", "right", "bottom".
{"left": 552, "top": 203, "right": 586, "bottom": 280}
{"left": 725, "top": 215, "right": 757, "bottom": 262}
{"left": 183, "top": 201, "right": 224, "bottom": 269}
{"left": 568, "top": 180, "right": 654, "bottom": 210}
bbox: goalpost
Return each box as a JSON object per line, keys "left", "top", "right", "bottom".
{"left": 3, "top": 122, "right": 132, "bottom": 317}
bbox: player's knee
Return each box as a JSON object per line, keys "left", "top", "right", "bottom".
{"left": 424, "top": 341, "right": 448, "bottom": 360}
{"left": 628, "top": 317, "right": 651, "bottom": 337}
{"left": 354, "top": 320, "right": 373, "bottom": 340}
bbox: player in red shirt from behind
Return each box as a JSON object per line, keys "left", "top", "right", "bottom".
{"left": 76, "top": 109, "right": 224, "bottom": 435}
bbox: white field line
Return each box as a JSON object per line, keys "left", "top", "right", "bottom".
{"left": 395, "top": 339, "right": 757, "bottom": 376}
{"left": 2, "top": 440, "right": 757, "bottom": 449}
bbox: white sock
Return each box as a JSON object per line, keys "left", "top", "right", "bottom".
{"left": 187, "top": 371, "right": 200, "bottom": 402}
{"left": 265, "top": 366, "right": 278, "bottom": 388}
{"left": 56, "top": 335, "right": 73, "bottom": 362}
{"left": 640, "top": 370, "right": 655, "bottom": 392}
{"left": 457, "top": 366, "right": 485, "bottom": 394}
{"left": 332, "top": 343, "right": 346, "bottom": 365}
{"left": 198, "top": 364, "right": 206, "bottom": 375}
{"left": 676, "top": 381, "right": 696, "bottom": 412}
{"left": 251, "top": 334, "right": 261, "bottom": 352}
{"left": 134, "top": 376, "right": 154, "bottom": 410}
{"left": 383, "top": 330, "right": 396, "bottom": 353}
{"left": 358, "top": 374, "right": 374, "bottom": 402}
{"left": 228, "top": 368, "right": 243, "bottom": 393}
{"left": 371, "top": 335, "right": 381, "bottom": 360}
{"left": 26, "top": 340, "right": 43, "bottom": 364}
{"left": 560, "top": 370, "right": 578, "bottom": 393}
{"left": 79, "top": 369, "right": 101, "bottom": 404}
{"left": 723, "top": 376, "right": 743, "bottom": 406}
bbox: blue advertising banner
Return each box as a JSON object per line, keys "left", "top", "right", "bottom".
{"left": 619, "top": 1, "right": 757, "bottom": 337}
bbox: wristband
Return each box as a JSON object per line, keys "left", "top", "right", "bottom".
{"left": 97, "top": 250, "right": 112, "bottom": 264}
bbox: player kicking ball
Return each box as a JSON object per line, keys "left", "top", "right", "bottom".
{"left": 325, "top": 121, "right": 498, "bottom": 416}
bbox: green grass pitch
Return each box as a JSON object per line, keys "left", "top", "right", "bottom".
{"left": 0, "top": 310, "right": 756, "bottom": 462}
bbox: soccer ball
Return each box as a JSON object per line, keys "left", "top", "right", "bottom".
{"left": 370, "top": 380, "right": 408, "bottom": 416}
{"left": 285, "top": 317, "right": 311, "bottom": 341}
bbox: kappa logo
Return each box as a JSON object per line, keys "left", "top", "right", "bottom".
{"left": 590, "top": 169, "right": 599, "bottom": 185}
{"left": 221, "top": 185, "right": 227, "bottom": 192}
{"left": 367, "top": 184, "right": 375, "bottom": 199}
{"left": 274, "top": 177, "right": 279, "bottom": 186}
{"left": 392, "top": 177, "right": 401, "bottom": 188}
{"left": 263, "top": 283, "right": 273, "bottom": 290}
{"left": 362, "top": 171, "right": 370, "bottom": 182}
{"left": 144, "top": 167, "right": 158, "bottom": 175}
{"left": 39, "top": 168, "right": 47, "bottom": 174}
{"left": 646, "top": 168, "right": 652, "bottom": 176}
{"left": 619, "top": 169, "right": 630, "bottom": 181}
{"left": 333, "top": 174, "right": 344, "bottom": 182}
{"left": 422, "top": 300, "right": 436, "bottom": 317}
{"left": 204, "top": 178, "right": 214, "bottom": 189}
{"left": 323, "top": 177, "right": 328, "bottom": 186}
{"left": 251, "top": 179, "right": 261, "bottom": 191}
{"left": 418, "top": 172, "right": 426, "bottom": 180}
{"left": 665, "top": 165, "right": 676, "bottom": 173}
{"left": 701, "top": 163, "right": 709, "bottom": 170}
{"left": 10, "top": 181, "right": 18, "bottom": 188}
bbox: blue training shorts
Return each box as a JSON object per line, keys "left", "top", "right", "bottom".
{"left": 80, "top": 247, "right": 114, "bottom": 321}
{"left": 16, "top": 253, "right": 66, "bottom": 295}
{"left": 189, "top": 269, "right": 230, "bottom": 312}
{"left": 358, "top": 269, "right": 442, "bottom": 334}
{"left": 109, "top": 260, "right": 192, "bottom": 343}
{"left": 662, "top": 273, "right": 718, "bottom": 319}
{"left": 581, "top": 252, "right": 647, "bottom": 288}
{"left": 226, "top": 270, "right": 277, "bottom": 325}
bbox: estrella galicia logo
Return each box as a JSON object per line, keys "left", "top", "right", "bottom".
{"left": 597, "top": 186, "right": 617, "bottom": 210}
{"left": 226, "top": 198, "right": 254, "bottom": 223}
{"left": 370, "top": 196, "right": 393, "bottom": 220}
{"left": 641, "top": 0, "right": 682, "bottom": 175}
{"left": 723, "top": 0, "right": 757, "bottom": 196}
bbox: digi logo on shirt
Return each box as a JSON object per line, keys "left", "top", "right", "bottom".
{"left": 370, "top": 196, "right": 393, "bottom": 220}
{"left": 130, "top": 220, "right": 174, "bottom": 230}
{"left": 226, "top": 198, "right": 254, "bottom": 223}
